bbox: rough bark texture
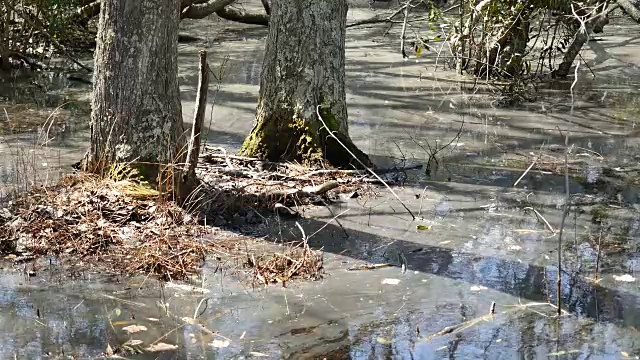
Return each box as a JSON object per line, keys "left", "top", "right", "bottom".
{"left": 87, "top": 0, "right": 186, "bottom": 183}
{"left": 239, "top": 0, "right": 372, "bottom": 169}
{"left": 0, "top": 2, "right": 10, "bottom": 71}
{"left": 618, "top": 0, "right": 640, "bottom": 22}
{"left": 185, "top": 50, "right": 209, "bottom": 181}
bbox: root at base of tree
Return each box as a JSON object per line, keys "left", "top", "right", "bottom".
{"left": 239, "top": 112, "right": 373, "bottom": 170}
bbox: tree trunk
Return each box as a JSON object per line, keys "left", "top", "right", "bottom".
{"left": 0, "top": 1, "right": 10, "bottom": 71}
{"left": 87, "top": 0, "right": 186, "bottom": 186}
{"left": 239, "top": 0, "right": 372, "bottom": 169}
{"left": 618, "top": 0, "right": 640, "bottom": 22}
{"left": 553, "top": 1, "right": 608, "bottom": 77}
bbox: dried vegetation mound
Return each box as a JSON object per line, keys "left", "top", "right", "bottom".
{"left": 0, "top": 148, "right": 389, "bottom": 283}
{"left": 196, "top": 146, "right": 380, "bottom": 223}
{"left": 0, "top": 173, "right": 229, "bottom": 280}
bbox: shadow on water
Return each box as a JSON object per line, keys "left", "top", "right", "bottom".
{"left": 235, "top": 179, "right": 640, "bottom": 358}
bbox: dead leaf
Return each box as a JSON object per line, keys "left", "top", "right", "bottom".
{"left": 146, "top": 342, "right": 178, "bottom": 352}
{"left": 122, "top": 324, "right": 147, "bottom": 334}
{"left": 249, "top": 352, "right": 269, "bottom": 357}
{"left": 416, "top": 224, "right": 431, "bottom": 231}
{"left": 210, "top": 339, "right": 231, "bottom": 348}
{"left": 470, "top": 285, "right": 487, "bottom": 292}
{"left": 124, "top": 339, "right": 144, "bottom": 346}
{"left": 382, "top": 278, "right": 400, "bottom": 285}
{"left": 376, "top": 337, "right": 392, "bottom": 345}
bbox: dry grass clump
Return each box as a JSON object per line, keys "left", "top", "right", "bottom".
{"left": 0, "top": 172, "right": 232, "bottom": 280}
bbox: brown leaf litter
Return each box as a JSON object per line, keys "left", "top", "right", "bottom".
{"left": 0, "top": 152, "right": 388, "bottom": 283}
{"left": 0, "top": 173, "right": 231, "bottom": 280}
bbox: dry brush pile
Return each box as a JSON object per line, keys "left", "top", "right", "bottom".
{"left": 0, "top": 172, "right": 227, "bottom": 280}
{"left": 0, "top": 151, "right": 384, "bottom": 283}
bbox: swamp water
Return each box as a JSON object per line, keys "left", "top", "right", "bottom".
{"left": 0, "top": 1, "right": 640, "bottom": 358}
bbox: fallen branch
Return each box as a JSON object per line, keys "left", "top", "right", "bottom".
{"left": 346, "top": 4, "right": 406, "bottom": 28}
{"left": 181, "top": 0, "right": 236, "bottom": 19}
{"left": 215, "top": 6, "right": 269, "bottom": 25}
{"left": 261, "top": 180, "right": 339, "bottom": 198}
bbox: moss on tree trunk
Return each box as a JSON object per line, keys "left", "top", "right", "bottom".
{"left": 238, "top": 0, "right": 372, "bottom": 169}
{"left": 241, "top": 104, "right": 371, "bottom": 169}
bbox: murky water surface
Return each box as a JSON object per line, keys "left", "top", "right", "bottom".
{"left": 1, "top": 1, "right": 640, "bottom": 358}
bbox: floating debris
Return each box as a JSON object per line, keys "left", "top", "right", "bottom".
{"left": 382, "top": 278, "right": 401, "bottom": 285}
{"left": 146, "top": 343, "right": 178, "bottom": 352}
{"left": 210, "top": 339, "right": 231, "bottom": 348}
{"left": 122, "top": 325, "right": 147, "bottom": 334}
{"left": 470, "top": 285, "right": 488, "bottom": 292}
{"left": 250, "top": 241, "right": 324, "bottom": 285}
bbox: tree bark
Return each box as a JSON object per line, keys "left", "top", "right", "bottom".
{"left": 239, "top": 0, "right": 372, "bottom": 169}
{"left": 618, "top": 0, "right": 640, "bottom": 22}
{"left": 553, "top": 1, "right": 609, "bottom": 77}
{"left": 185, "top": 50, "right": 209, "bottom": 181}
{"left": 87, "top": 0, "right": 186, "bottom": 185}
{"left": 0, "top": 1, "right": 10, "bottom": 71}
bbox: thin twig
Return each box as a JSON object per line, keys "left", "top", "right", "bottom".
{"left": 316, "top": 106, "right": 415, "bottom": 220}
{"left": 514, "top": 142, "right": 546, "bottom": 187}
{"left": 523, "top": 207, "right": 556, "bottom": 234}
{"left": 308, "top": 208, "right": 350, "bottom": 240}
{"left": 556, "top": 132, "right": 571, "bottom": 316}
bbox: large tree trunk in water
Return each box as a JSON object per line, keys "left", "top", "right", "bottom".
{"left": 87, "top": 0, "right": 186, "bottom": 186}
{"left": 239, "top": 0, "right": 372, "bottom": 169}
